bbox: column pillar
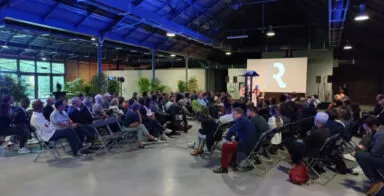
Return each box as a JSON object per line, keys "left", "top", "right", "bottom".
{"left": 185, "top": 56, "right": 189, "bottom": 86}
{"left": 151, "top": 49, "right": 156, "bottom": 84}
{"left": 97, "top": 37, "right": 104, "bottom": 74}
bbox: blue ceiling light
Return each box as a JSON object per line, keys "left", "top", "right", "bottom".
{"left": 354, "top": 4, "right": 369, "bottom": 21}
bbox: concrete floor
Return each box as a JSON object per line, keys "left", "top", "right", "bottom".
{"left": 0, "top": 120, "right": 367, "bottom": 196}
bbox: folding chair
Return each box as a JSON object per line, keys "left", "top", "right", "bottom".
{"left": 33, "top": 134, "right": 66, "bottom": 162}
{"left": 244, "top": 129, "right": 278, "bottom": 176}
{"left": 92, "top": 119, "right": 111, "bottom": 154}
{"left": 305, "top": 134, "right": 341, "bottom": 184}
{"left": 209, "top": 121, "right": 235, "bottom": 153}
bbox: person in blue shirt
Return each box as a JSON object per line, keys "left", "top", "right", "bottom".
{"left": 213, "top": 107, "right": 257, "bottom": 173}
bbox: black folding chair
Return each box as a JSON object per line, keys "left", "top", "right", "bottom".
{"left": 244, "top": 128, "right": 279, "bottom": 176}
{"left": 304, "top": 134, "right": 341, "bottom": 184}
{"left": 209, "top": 121, "right": 235, "bottom": 153}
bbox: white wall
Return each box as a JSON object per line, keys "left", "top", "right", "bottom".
{"left": 104, "top": 69, "right": 206, "bottom": 98}
{"left": 227, "top": 68, "right": 246, "bottom": 99}
{"left": 262, "top": 50, "right": 333, "bottom": 101}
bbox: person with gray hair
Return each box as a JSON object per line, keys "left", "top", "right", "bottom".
{"left": 93, "top": 94, "right": 108, "bottom": 120}
{"left": 109, "top": 98, "right": 124, "bottom": 118}
{"left": 288, "top": 112, "right": 330, "bottom": 165}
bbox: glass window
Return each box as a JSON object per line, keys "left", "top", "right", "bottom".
{"left": 53, "top": 76, "right": 65, "bottom": 91}
{"left": 52, "top": 63, "right": 65, "bottom": 74}
{"left": 38, "top": 76, "right": 51, "bottom": 98}
{"left": 21, "top": 75, "right": 35, "bottom": 99}
{"left": 0, "top": 72, "right": 18, "bottom": 81}
{"left": 20, "top": 60, "right": 35, "bottom": 73}
{"left": 36, "top": 61, "right": 51, "bottom": 73}
{"left": 0, "top": 58, "right": 17, "bottom": 72}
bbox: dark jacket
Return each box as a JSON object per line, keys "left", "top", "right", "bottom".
{"left": 43, "top": 105, "right": 54, "bottom": 122}
{"left": 225, "top": 117, "right": 257, "bottom": 155}
{"left": 370, "top": 127, "right": 384, "bottom": 158}
{"left": 68, "top": 105, "right": 94, "bottom": 124}
{"left": 250, "top": 115, "right": 269, "bottom": 141}
{"left": 199, "top": 116, "right": 218, "bottom": 151}
{"left": 304, "top": 127, "right": 330, "bottom": 155}
{"left": 324, "top": 120, "right": 345, "bottom": 136}
{"left": 14, "top": 106, "right": 33, "bottom": 131}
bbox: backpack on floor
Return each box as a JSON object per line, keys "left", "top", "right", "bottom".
{"left": 289, "top": 163, "right": 309, "bottom": 185}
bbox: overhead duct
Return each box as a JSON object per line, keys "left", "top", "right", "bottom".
{"left": 328, "top": 0, "right": 350, "bottom": 47}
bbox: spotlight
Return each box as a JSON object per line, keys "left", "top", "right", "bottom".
{"left": 166, "top": 32, "right": 176, "bottom": 37}
{"left": 225, "top": 52, "right": 231, "bottom": 56}
{"left": 266, "top": 26, "right": 275, "bottom": 37}
{"left": 343, "top": 41, "right": 353, "bottom": 50}
{"left": 91, "top": 37, "right": 96, "bottom": 41}
{"left": 354, "top": 4, "right": 369, "bottom": 21}
{"left": 41, "top": 57, "right": 47, "bottom": 61}
{"left": 170, "top": 54, "right": 176, "bottom": 57}
{"left": 1, "top": 45, "right": 8, "bottom": 48}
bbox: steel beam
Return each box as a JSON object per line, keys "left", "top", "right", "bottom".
{"left": 43, "top": 2, "right": 60, "bottom": 21}
{"left": 0, "top": 8, "right": 156, "bottom": 49}
{"left": 75, "top": 11, "right": 93, "bottom": 28}
{"left": 151, "top": 49, "right": 156, "bottom": 83}
{"left": 80, "top": 0, "right": 213, "bottom": 44}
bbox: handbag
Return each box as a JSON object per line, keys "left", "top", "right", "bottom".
{"left": 289, "top": 162, "right": 309, "bottom": 185}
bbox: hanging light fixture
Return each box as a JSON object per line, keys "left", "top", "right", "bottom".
{"left": 170, "top": 54, "right": 176, "bottom": 57}
{"left": 166, "top": 32, "right": 176, "bottom": 37}
{"left": 91, "top": 37, "right": 96, "bottom": 41}
{"left": 225, "top": 51, "right": 232, "bottom": 56}
{"left": 354, "top": 4, "right": 369, "bottom": 21}
{"left": 343, "top": 41, "right": 353, "bottom": 50}
{"left": 266, "top": 26, "right": 275, "bottom": 37}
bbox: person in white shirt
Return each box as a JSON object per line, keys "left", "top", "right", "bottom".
{"left": 268, "top": 106, "right": 284, "bottom": 155}
{"left": 31, "top": 99, "right": 83, "bottom": 157}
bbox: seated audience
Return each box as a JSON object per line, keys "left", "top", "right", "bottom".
{"left": 355, "top": 116, "right": 384, "bottom": 195}
{"left": 123, "top": 103, "right": 157, "bottom": 148}
{"left": 69, "top": 97, "right": 94, "bottom": 125}
{"left": 324, "top": 108, "right": 346, "bottom": 136}
{"left": 43, "top": 97, "right": 55, "bottom": 121}
{"left": 103, "top": 93, "right": 112, "bottom": 109}
{"left": 0, "top": 95, "right": 30, "bottom": 153}
{"left": 14, "top": 98, "right": 34, "bottom": 134}
{"left": 149, "top": 94, "right": 170, "bottom": 125}
{"left": 288, "top": 112, "right": 330, "bottom": 165}
{"left": 109, "top": 98, "right": 124, "bottom": 118}
{"left": 373, "top": 94, "right": 384, "bottom": 116}
{"left": 191, "top": 107, "right": 217, "bottom": 155}
{"left": 30, "top": 99, "right": 83, "bottom": 157}
{"left": 138, "top": 98, "right": 169, "bottom": 140}
{"left": 268, "top": 106, "right": 284, "bottom": 154}
{"left": 213, "top": 108, "right": 257, "bottom": 173}
{"left": 51, "top": 99, "right": 93, "bottom": 147}
{"left": 93, "top": 94, "right": 108, "bottom": 119}
{"left": 247, "top": 106, "right": 269, "bottom": 142}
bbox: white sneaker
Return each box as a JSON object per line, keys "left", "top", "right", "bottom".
{"left": 160, "top": 134, "right": 169, "bottom": 141}
{"left": 18, "top": 147, "right": 31, "bottom": 154}
{"left": 164, "top": 129, "right": 172, "bottom": 134}
{"left": 188, "top": 142, "right": 195, "bottom": 149}
{"left": 352, "top": 166, "right": 363, "bottom": 174}
{"left": 27, "top": 138, "right": 39, "bottom": 145}
{"left": 343, "top": 153, "right": 356, "bottom": 162}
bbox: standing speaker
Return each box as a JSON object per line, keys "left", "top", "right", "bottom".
{"left": 233, "top": 76, "right": 237, "bottom": 83}
{"left": 327, "top": 75, "right": 333, "bottom": 83}
{"left": 316, "top": 76, "right": 321, "bottom": 84}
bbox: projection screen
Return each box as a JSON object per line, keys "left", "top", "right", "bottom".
{"left": 247, "top": 57, "right": 308, "bottom": 93}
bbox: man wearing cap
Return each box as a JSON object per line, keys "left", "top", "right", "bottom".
{"left": 30, "top": 99, "right": 84, "bottom": 157}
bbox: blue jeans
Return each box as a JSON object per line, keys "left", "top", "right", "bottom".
{"left": 356, "top": 152, "right": 384, "bottom": 183}
{"left": 50, "top": 128, "right": 81, "bottom": 155}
